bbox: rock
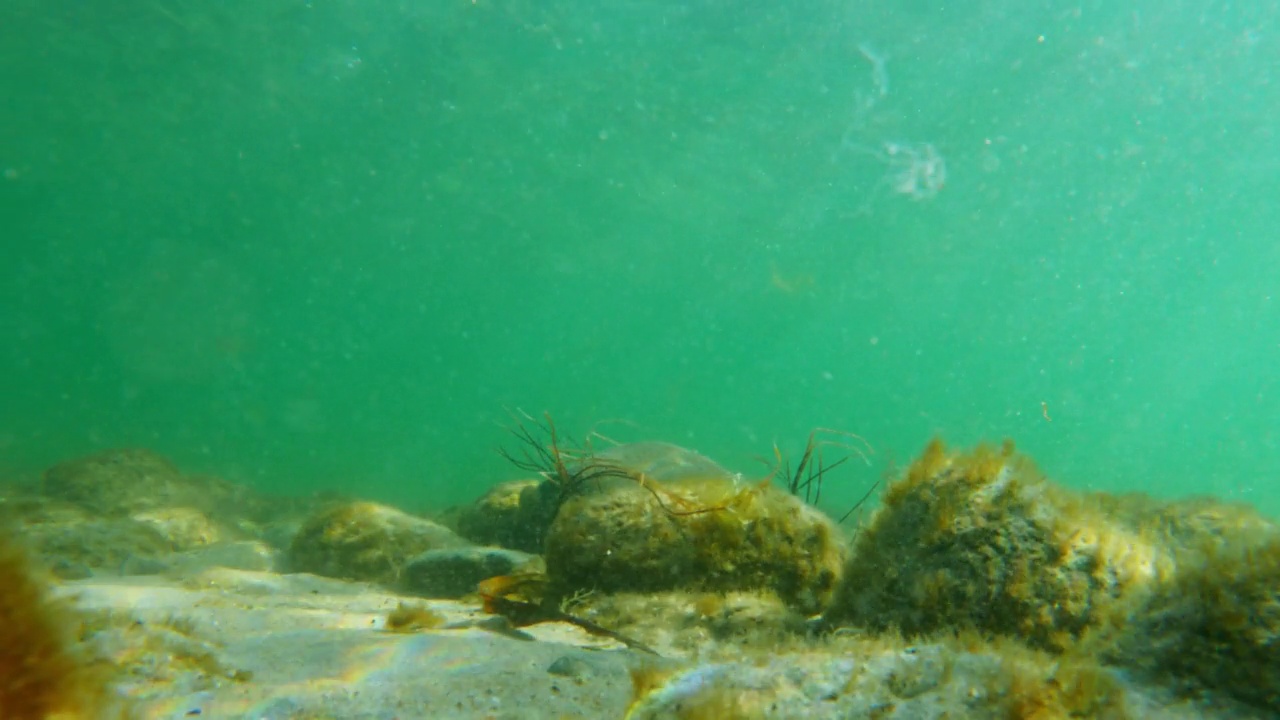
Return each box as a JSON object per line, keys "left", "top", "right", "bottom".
{"left": 623, "top": 635, "right": 1208, "bottom": 720}
{"left": 8, "top": 431, "right": 1277, "bottom": 720}
{"left": 1098, "top": 493, "right": 1277, "bottom": 553}
{"left": 827, "top": 439, "right": 1278, "bottom": 655}
{"left": 23, "top": 515, "right": 176, "bottom": 576}
{"left": 452, "top": 478, "right": 549, "bottom": 553}
{"left": 546, "top": 654, "right": 596, "bottom": 679}
{"left": 41, "top": 448, "right": 198, "bottom": 516}
{"left": 582, "top": 441, "right": 736, "bottom": 483}
{"left": 285, "top": 501, "right": 472, "bottom": 585}
{"left": 13, "top": 508, "right": 1267, "bottom": 720}
{"left": 260, "top": 517, "right": 306, "bottom": 551}
{"left": 62, "top": 573, "right": 639, "bottom": 720}
{"left": 1097, "top": 534, "right": 1280, "bottom": 714}
{"left": 39, "top": 448, "right": 277, "bottom": 528}
{"left": 132, "top": 507, "right": 225, "bottom": 548}
{"left": 825, "top": 439, "right": 1173, "bottom": 652}
{"left": 400, "top": 546, "right": 537, "bottom": 598}
{"left": 4, "top": 494, "right": 246, "bottom": 577}
{"left": 542, "top": 442, "right": 846, "bottom": 615}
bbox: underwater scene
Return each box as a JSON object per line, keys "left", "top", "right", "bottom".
{"left": 2, "top": 0, "right": 1278, "bottom": 717}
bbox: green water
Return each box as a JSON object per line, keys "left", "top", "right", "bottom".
{"left": 2, "top": 0, "right": 1276, "bottom": 515}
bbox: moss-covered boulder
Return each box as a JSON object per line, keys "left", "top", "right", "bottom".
{"left": 41, "top": 448, "right": 193, "bottom": 516}
{"left": 286, "top": 501, "right": 471, "bottom": 585}
{"left": 0, "top": 495, "right": 234, "bottom": 578}
{"left": 543, "top": 443, "right": 846, "bottom": 615}
{"left": 131, "top": 507, "right": 225, "bottom": 548}
{"left": 40, "top": 448, "right": 272, "bottom": 526}
{"left": 451, "top": 478, "right": 549, "bottom": 553}
{"left": 22, "top": 514, "right": 176, "bottom": 579}
{"left": 1096, "top": 534, "right": 1280, "bottom": 714}
{"left": 826, "top": 439, "right": 1173, "bottom": 652}
{"left": 1096, "top": 492, "right": 1276, "bottom": 554}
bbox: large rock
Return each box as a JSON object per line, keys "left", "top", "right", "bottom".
{"left": 2, "top": 492, "right": 246, "bottom": 578}
{"left": 826, "top": 439, "right": 1278, "bottom": 655}
{"left": 543, "top": 442, "right": 847, "bottom": 615}
{"left": 826, "top": 439, "right": 1172, "bottom": 651}
{"left": 1, "top": 497, "right": 176, "bottom": 577}
{"left": 451, "top": 478, "right": 549, "bottom": 553}
{"left": 36, "top": 448, "right": 289, "bottom": 552}
{"left": 286, "top": 501, "right": 471, "bottom": 585}
{"left": 1096, "top": 533, "right": 1280, "bottom": 714}
{"left": 41, "top": 448, "right": 186, "bottom": 515}
{"left": 41, "top": 448, "right": 234, "bottom": 517}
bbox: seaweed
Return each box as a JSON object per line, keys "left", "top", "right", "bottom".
{"left": 384, "top": 602, "right": 445, "bottom": 633}
{"left": 498, "top": 410, "right": 731, "bottom": 519}
{"left": 476, "top": 573, "right": 660, "bottom": 655}
{"left": 498, "top": 410, "right": 633, "bottom": 506}
{"left": 769, "top": 428, "right": 879, "bottom": 524}
{"left": 0, "top": 529, "right": 124, "bottom": 719}
{"left": 501, "top": 411, "right": 883, "bottom": 538}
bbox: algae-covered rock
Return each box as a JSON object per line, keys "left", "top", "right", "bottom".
{"left": 1097, "top": 535, "right": 1280, "bottom": 714}
{"left": 1097, "top": 492, "right": 1277, "bottom": 555}
{"left": 3, "top": 493, "right": 245, "bottom": 577}
{"left": 40, "top": 448, "right": 273, "bottom": 526}
{"left": 131, "top": 507, "right": 224, "bottom": 548}
{"left": 42, "top": 448, "right": 199, "bottom": 516}
{"left": 827, "top": 439, "right": 1172, "bottom": 652}
{"left": 451, "top": 478, "right": 549, "bottom": 553}
{"left": 543, "top": 442, "right": 846, "bottom": 615}
{"left": 15, "top": 503, "right": 178, "bottom": 578}
{"left": 286, "top": 501, "right": 472, "bottom": 585}
{"left": 458, "top": 442, "right": 746, "bottom": 555}
{"left": 33, "top": 520, "right": 174, "bottom": 577}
